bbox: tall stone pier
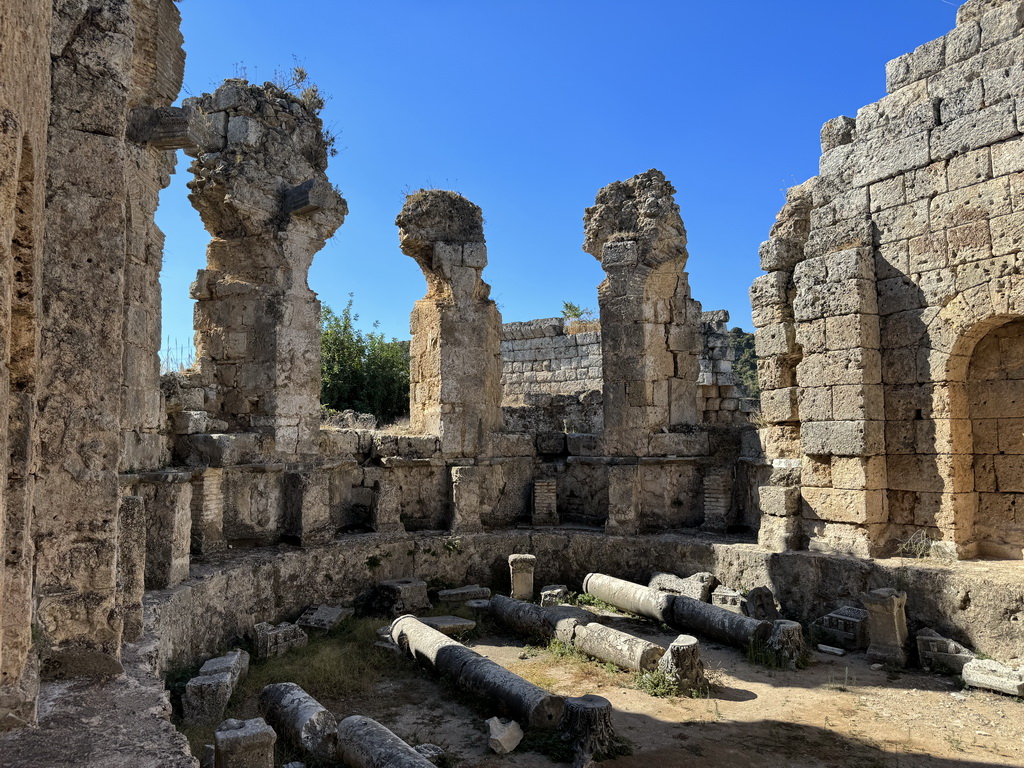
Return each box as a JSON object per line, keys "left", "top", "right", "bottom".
{"left": 583, "top": 170, "right": 702, "bottom": 457}
{"left": 397, "top": 190, "right": 503, "bottom": 458}
{"left": 188, "top": 80, "right": 347, "bottom": 457}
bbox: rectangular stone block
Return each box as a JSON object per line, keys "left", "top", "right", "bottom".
{"left": 648, "top": 431, "right": 710, "bottom": 457}
{"left": 831, "top": 456, "right": 887, "bottom": 490}
{"left": 758, "top": 485, "right": 801, "bottom": 517}
{"left": 761, "top": 387, "right": 799, "bottom": 423}
{"left": 885, "top": 36, "right": 945, "bottom": 92}
{"left": 931, "top": 101, "right": 1019, "bottom": 162}
{"left": 802, "top": 487, "right": 887, "bottom": 524}
{"left": 962, "top": 658, "right": 1024, "bottom": 696}
{"left": 793, "top": 280, "right": 877, "bottom": 321}
{"left": 801, "top": 420, "right": 885, "bottom": 456}
{"left": 851, "top": 132, "right": 931, "bottom": 187}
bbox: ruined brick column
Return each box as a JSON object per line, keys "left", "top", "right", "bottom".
{"left": 396, "top": 190, "right": 503, "bottom": 458}
{"left": 583, "top": 169, "right": 702, "bottom": 457}
{"left": 188, "top": 80, "right": 347, "bottom": 457}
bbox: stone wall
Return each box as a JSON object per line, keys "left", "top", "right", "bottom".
{"left": 753, "top": 0, "right": 1024, "bottom": 560}
{"left": 0, "top": 0, "right": 51, "bottom": 730}
{"left": 500, "top": 318, "right": 602, "bottom": 401}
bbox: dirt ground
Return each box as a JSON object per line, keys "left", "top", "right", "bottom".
{"left": 206, "top": 609, "right": 1024, "bottom": 768}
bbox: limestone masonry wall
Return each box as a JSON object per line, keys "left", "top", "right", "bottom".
{"left": 753, "top": 0, "right": 1024, "bottom": 560}
{"left": 500, "top": 318, "right": 603, "bottom": 401}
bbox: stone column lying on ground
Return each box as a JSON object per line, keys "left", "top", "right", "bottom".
{"left": 509, "top": 554, "right": 537, "bottom": 601}
{"left": 336, "top": 715, "right": 436, "bottom": 768}
{"left": 571, "top": 623, "right": 663, "bottom": 673}
{"left": 489, "top": 594, "right": 596, "bottom": 644}
{"left": 490, "top": 594, "right": 660, "bottom": 671}
{"left": 671, "top": 594, "right": 773, "bottom": 650}
{"left": 389, "top": 615, "right": 564, "bottom": 729}
{"left": 861, "top": 588, "right": 908, "bottom": 667}
{"left": 656, "top": 635, "right": 706, "bottom": 693}
{"left": 557, "top": 695, "right": 617, "bottom": 768}
{"left": 258, "top": 683, "right": 337, "bottom": 761}
{"left": 582, "top": 573, "right": 674, "bottom": 624}
{"left": 214, "top": 718, "right": 276, "bottom": 768}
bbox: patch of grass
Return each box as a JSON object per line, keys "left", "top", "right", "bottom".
{"left": 231, "top": 618, "right": 408, "bottom": 706}
{"left": 825, "top": 666, "right": 856, "bottom": 693}
{"left": 634, "top": 668, "right": 679, "bottom": 698}
{"left": 568, "top": 592, "right": 621, "bottom": 614}
{"left": 520, "top": 728, "right": 575, "bottom": 763}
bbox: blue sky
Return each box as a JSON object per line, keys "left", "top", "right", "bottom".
{"left": 158, "top": 0, "right": 962, "bottom": 353}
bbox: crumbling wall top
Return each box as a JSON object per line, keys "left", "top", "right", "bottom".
{"left": 396, "top": 189, "right": 485, "bottom": 262}
{"left": 582, "top": 168, "right": 687, "bottom": 266}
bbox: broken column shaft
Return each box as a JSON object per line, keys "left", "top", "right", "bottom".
{"left": 584, "top": 573, "right": 774, "bottom": 651}
{"left": 489, "top": 595, "right": 661, "bottom": 672}
{"left": 336, "top": 715, "right": 436, "bottom": 768}
{"left": 389, "top": 614, "right": 564, "bottom": 728}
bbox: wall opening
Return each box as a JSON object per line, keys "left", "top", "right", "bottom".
{"left": 963, "top": 316, "right": 1024, "bottom": 559}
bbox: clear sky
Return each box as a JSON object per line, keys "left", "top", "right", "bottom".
{"left": 157, "top": 0, "right": 963, "bottom": 354}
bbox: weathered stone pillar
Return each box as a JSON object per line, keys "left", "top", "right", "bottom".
{"left": 396, "top": 190, "right": 502, "bottom": 458}
{"left": 188, "top": 80, "right": 346, "bottom": 457}
{"left": 33, "top": 0, "right": 185, "bottom": 680}
{"left": 583, "top": 170, "right": 702, "bottom": 457}
{"left": 508, "top": 554, "right": 537, "bottom": 601}
{"left": 861, "top": 588, "right": 908, "bottom": 667}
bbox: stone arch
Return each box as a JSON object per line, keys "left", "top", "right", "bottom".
{"left": 923, "top": 278, "right": 1024, "bottom": 559}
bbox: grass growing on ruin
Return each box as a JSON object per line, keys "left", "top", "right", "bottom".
{"left": 231, "top": 617, "right": 408, "bottom": 705}
{"left": 514, "top": 639, "right": 630, "bottom": 694}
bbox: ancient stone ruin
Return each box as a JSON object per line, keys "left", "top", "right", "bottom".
{"left": 0, "top": 0, "right": 1023, "bottom": 765}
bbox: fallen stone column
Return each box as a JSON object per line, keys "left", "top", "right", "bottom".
{"left": 671, "top": 594, "right": 773, "bottom": 650}
{"left": 336, "top": 715, "right": 436, "bottom": 768}
{"left": 490, "top": 595, "right": 660, "bottom": 672}
{"left": 489, "top": 594, "right": 596, "bottom": 643}
{"left": 258, "top": 683, "right": 337, "bottom": 761}
{"left": 582, "top": 573, "right": 674, "bottom": 624}
{"left": 572, "top": 623, "right": 663, "bottom": 673}
{"left": 390, "top": 615, "right": 564, "bottom": 728}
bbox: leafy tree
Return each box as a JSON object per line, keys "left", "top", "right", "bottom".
{"left": 321, "top": 299, "right": 410, "bottom": 424}
{"left": 728, "top": 326, "right": 759, "bottom": 399}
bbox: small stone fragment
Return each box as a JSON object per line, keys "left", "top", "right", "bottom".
{"left": 916, "top": 628, "right": 976, "bottom": 674}
{"left": 437, "top": 585, "right": 491, "bottom": 603}
{"left": 648, "top": 571, "right": 717, "bottom": 602}
{"left": 253, "top": 621, "right": 308, "bottom": 659}
{"left": 378, "top": 578, "right": 432, "bottom": 616}
{"left": 486, "top": 717, "right": 524, "bottom": 754}
{"left": 183, "top": 672, "right": 234, "bottom": 726}
{"left": 817, "top": 644, "right": 846, "bottom": 656}
{"left": 297, "top": 604, "right": 353, "bottom": 632}
{"left": 745, "top": 586, "right": 781, "bottom": 621}
{"left": 711, "top": 585, "right": 747, "bottom": 615}
{"left": 213, "top": 717, "right": 276, "bottom": 768}
{"left": 962, "top": 659, "right": 1024, "bottom": 697}
{"left": 540, "top": 584, "right": 569, "bottom": 606}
